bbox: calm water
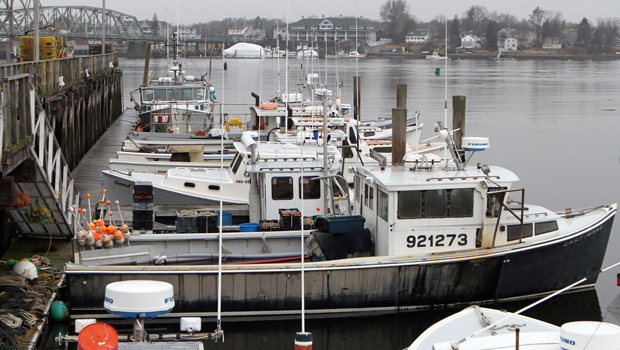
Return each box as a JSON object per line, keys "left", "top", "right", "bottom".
{"left": 118, "top": 56, "right": 620, "bottom": 349}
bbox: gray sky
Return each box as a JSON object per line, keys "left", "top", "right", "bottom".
{"left": 41, "top": 0, "right": 620, "bottom": 25}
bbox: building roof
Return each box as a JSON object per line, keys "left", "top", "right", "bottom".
{"left": 407, "top": 30, "right": 429, "bottom": 36}
{"left": 289, "top": 17, "right": 374, "bottom": 30}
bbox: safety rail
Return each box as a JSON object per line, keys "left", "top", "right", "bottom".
{"left": 1, "top": 74, "right": 78, "bottom": 238}
{"left": 0, "top": 53, "right": 118, "bottom": 97}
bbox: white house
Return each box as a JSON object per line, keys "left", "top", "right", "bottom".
{"left": 503, "top": 37, "right": 518, "bottom": 51}
{"left": 405, "top": 30, "right": 429, "bottom": 44}
{"left": 542, "top": 37, "right": 562, "bottom": 50}
{"left": 461, "top": 34, "right": 481, "bottom": 49}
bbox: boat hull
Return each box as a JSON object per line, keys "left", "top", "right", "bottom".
{"left": 65, "top": 209, "right": 614, "bottom": 316}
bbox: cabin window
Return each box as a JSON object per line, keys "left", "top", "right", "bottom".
{"left": 450, "top": 189, "right": 474, "bottom": 217}
{"left": 486, "top": 187, "right": 506, "bottom": 218}
{"left": 397, "top": 189, "right": 474, "bottom": 219}
{"left": 272, "top": 177, "right": 294, "bottom": 200}
{"left": 425, "top": 190, "right": 448, "bottom": 217}
{"left": 167, "top": 89, "right": 180, "bottom": 100}
{"left": 398, "top": 191, "right": 422, "bottom": 219}
{"left": 369, "top": 187, "right": 374, "bottom": 210}
{"left": 142, "top": 89, "right": 153, "bottom": 101}
{"left": 154, "top": 89, "right": 166, "bottom": 100}
{"left": 231, "top": 153, "right": 243, "bottom": 174}
{"left": 170, "top": 152, "right": 190, "bottom": 162}
{"left": 507, "top": 223, "right": 533, "bottom": 241}
{"left": 354, "top": 176, "right": 361, "bottom": 203}
{"left": 378, "top": 190, "right": 388, "bottom": 221}
{"left": 180, "top": 88, "right": 193, "bottom": 100}
{"left": 195, "top": 88, "right": 206, "bottom": 100}
{"left": 535, "top": 221, "right": 558, "bottom": 235}
{"left": 364, "top": 184, "right": 369, "bottom": 207}
{"left": 299, "top": 176, "right": 321, "bottom": 199}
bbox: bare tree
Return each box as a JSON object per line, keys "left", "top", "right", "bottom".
{"left": 463, "top": 5, "right": 488, "bottom": 34}
{"left": 529, "top": 6, "right": 546, "bottom": 47}
{"left": 380, "top": 0, "right": 416, "bottom": 43}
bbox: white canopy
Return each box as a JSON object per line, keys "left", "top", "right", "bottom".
{"left": 223, "top": 43, "right": 265, "bottom": 58}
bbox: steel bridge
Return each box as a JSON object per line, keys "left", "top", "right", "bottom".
{"left": 0, "top": 0, "right": 149, "bottom": 40}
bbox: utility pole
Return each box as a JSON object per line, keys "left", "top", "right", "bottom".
{"left": 102, "top": 0, "right": 106, "bottom": 54}
{"left": 34, "top": 0, "right": 39, "bottom": 61}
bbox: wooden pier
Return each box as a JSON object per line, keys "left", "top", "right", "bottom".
{"left": 1, "top": 53, "right": 123, "bottom": 244}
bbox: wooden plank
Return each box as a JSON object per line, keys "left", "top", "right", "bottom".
{"left": 0, "top": 176, "right": 15, "bottom": 205}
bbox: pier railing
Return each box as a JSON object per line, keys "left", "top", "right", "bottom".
{"left": 0, "top": 53, "right": 118, "bottom": 97}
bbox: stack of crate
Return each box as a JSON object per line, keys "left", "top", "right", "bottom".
{"left": 132, "top": 181, "right": 154, "bottom": 232}
{"left": 19, "top": 36, "right": 58, "bottom": 61}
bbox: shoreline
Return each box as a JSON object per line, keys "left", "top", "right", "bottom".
{"left": 365, "top": 52, "right": 620, "bottom": 61}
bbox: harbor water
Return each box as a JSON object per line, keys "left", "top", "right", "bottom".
{"left": 118, "top": 56, "right": 620, "bottom": 349}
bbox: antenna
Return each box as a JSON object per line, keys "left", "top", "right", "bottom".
{"left": 443, "top": 2, "right": 449, "bottom": 160}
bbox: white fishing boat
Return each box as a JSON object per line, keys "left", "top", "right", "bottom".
{"left": 426, "top": 51, "right": 448, "bottom": 60}
{"left": 102, "top": 134, "right": 343, "bottom": 207}
{"left": 222, "top": 42, "right": 265, "bottom": 58}
{"left": 66, "top": 123, "right": 615, "bottom": 317}
{"left": 347, "top": 51, "right": 365, "bottom": 58}
{"left": 407, "top": 306, "right": 620, "bottom": 350}
{"left": 130, "top": 33, "right": 219, "bottom": 135}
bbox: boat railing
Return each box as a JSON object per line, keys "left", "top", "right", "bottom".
{"left": 488, "top": 187, "right": 526, "bottom": 247}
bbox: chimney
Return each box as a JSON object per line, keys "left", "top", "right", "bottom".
{"left": 302, "top": 16, "right": 305, "bottom": 19}
{"left": 340, "top": 14, "right": 343, "bottom": 19}
{"left": 360, "top": 16, "right": 364, "bottom": 20}
{"left": 322, "top": 14, "right": 325, "bottom": 19}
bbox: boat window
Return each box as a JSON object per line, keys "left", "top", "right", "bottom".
{"left": 450, "top": 189, "right": 474, "bottom": 217}
{"left": 425, "top": 190, "right": 448, "bottom": 218}
{"left": 364, "top": 184, "right": 369, "bottom": 207}
{"left": 507, "top": 223, "right": 533, "bottom": 241}
{"left": 378, "top": 190, "right": 388, "bottom": 221}
{"left": 486, "top": 187, "right": 506, "bottom": 218}
{"left": 354, "top": 176, "right": 361, "bottom": 203}
{"left": 272, "top": 177, "right": 294, "bottom": 200}
{"left": 369, "top": 187, "right": 374, "bottom": 210}
{"left": 142, "top": 89, "right": 153, "bottom": 101}
{"left": 535, "top": 221, "right": 558, "bottom": 235}
{"left": 170, "top": 152, "right": 190, "bottom": 162}
{"left": 398, "top": 191, "right": 422, "bottom": 219}
{"left": 299, "top": 176, "right": 320, "bottom": 200}
{"left": 167, "top": 88, "right": 180, "bottom": 100}
{"left": 195, "top": 88, "right": 206, "bottom": 100}
{"left": 180, "top": 88, "right": 193, "bottom": 100}
{"left": 231, "top": 153, "right": 243, "bottom": 174}
{"left": 153, "top": 89, "right": 166, "bottom": 100}
{"left": 184, "top": 182, "right": 196, "bottom": 188}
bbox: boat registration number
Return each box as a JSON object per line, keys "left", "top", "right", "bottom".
{"left": 393, "top": 228, "right": 476, "bottom": 255}
{"left": 406, "top": 233, "right": 467, "bottom": 248}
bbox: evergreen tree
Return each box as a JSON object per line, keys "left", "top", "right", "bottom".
{"left": 450, "top": 15, "right": 461, "bottom": 47}
{"left": 576, "top": 18, "right": 592, "bottom": 46}
{"left": 529, "top": 7, "right": 546, "bottom": 47}
{"left": 152, "top": 13, "right": 160, "bottom": 37}
{"left": 485, "top": 20, "right": 497, "bottom": 50}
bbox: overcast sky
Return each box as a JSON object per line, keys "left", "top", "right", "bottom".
{"left": 39, "top": 0, "right": 620, "bottom": 25}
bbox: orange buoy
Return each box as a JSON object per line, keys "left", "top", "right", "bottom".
{"left": 96, "top": 218, "right": 104, "bottom": 227}
{"left": 99, "top": 225, "right": 108, "bottom": 235}
{"left": 107, "top": 225, "right": 116, "bottom": 234}
{"left": 77, "top": 323, "right": 118, "bottom": 350}
{"left": 88, "top": 222, "right": 96, "bottom": 230}
{"left": 93, "top": 231, "right": 101, "bottom": 241}
{"left": 113, "top": 230, "right": 123, "bottom": 241}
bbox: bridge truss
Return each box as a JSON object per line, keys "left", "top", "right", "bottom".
{"left": 0, "top": 1, "right": 145, "bottom": 39}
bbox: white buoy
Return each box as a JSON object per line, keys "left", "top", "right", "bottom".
{"left": 13, "top": 261, "right": 38, "bottom": 284}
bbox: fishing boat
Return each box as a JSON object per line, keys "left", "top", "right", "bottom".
{"left": 101, "top": 134, "right": 343, "bottom": 206}
{"left": 347, "top": 51, "right": 365, "bottom": 58}
{"left": 65, "top": 122, "right": 615, "bottom": 317}
{"left": 426, "top": 51, "right": 448, "bottom": 60}
{"left": 407, "top": 306, "right": 620, "bottom": 350}
{"left": 130, "top": 33, "right": 219, "bottom": 135}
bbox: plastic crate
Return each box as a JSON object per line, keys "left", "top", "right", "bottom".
{"left": 133, "top": 182, "right": 154, "bottom": 203}
{"left": 39, "top": 37, "right": 56, "bottom": 47}
{"left": 197, "top": 216, "right": 218, "bottom": 233}
{"left": 176, "top": 210, "right": 198, "bottom": 229}
{"left": 132, "top": 220, "right": 153, "bottom": 231}
{"left": 132, "top": 210, "right": 153, "bottom": 223}
{"left": 279, "top": 209, "right": 301, "bottom": 230}
{"left": 176, "top": 224, "right": 198, "bottom": 233}
{"left": 260, "top": 220, "right": 280, "bottom": 231}
{"left": 20, "top": 36, "right": 34, "bottom": 46}
{"left": 133, "top": 202, "right": 154, "bottom": 210}
{"left": 315, "top": 215, "right": 366, "bottom": 234}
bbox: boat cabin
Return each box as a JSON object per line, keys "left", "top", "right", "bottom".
{"left": 352, "top": 157, "right": 562, "bottom": 257}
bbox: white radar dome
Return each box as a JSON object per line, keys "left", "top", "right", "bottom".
{"left": 462, "top": 137, "right": 489, "bottom": 152}
{"left": 560, "top": 321, "right": 620, "bottom": 350}
{"left": 104, "top": 280, "right": 175, "bottom": 319}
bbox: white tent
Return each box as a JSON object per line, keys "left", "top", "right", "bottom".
{"left": 223, "top": 43, "right": 265, "bottom": 58}
{"left": 296, "top": 49, "right": 318, "bottom": 59}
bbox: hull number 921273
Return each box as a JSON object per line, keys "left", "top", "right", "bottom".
{"left": 407, "top": 233, "right": 467, "bottom": 248}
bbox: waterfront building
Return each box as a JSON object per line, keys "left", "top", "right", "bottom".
{"left": 275, "top": 15, "right": 376, "bottom": 43}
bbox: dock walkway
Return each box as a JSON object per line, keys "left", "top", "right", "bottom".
{"left": 71, "top": 108, "right": 137, "bottom": 211}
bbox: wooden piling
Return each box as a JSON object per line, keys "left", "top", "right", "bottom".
{"left": 397, "top": 84, "right": 407, "bottom": 109}
{"left": 142, "top": 42, "right": 152, "bottom": 87}
{"left": 392, "top": 85, "right": 408, "bottom": 166}
{"left": 452, "top": 95, "right": 466, "bottom": 150}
